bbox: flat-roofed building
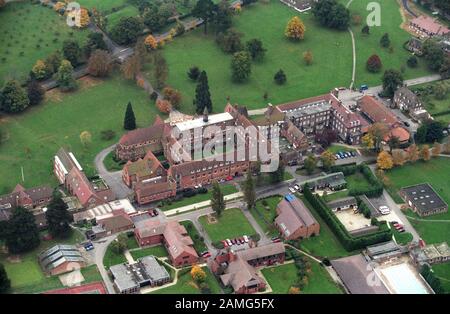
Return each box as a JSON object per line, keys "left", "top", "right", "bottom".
{"left": 400, "top": 183, "right": 448, "bottom": 217}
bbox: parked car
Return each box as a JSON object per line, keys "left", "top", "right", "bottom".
{"left": 294, "top": 184, "right": 300, "bottom": 191}
{"left": 222, "top": 240, "right": 229, "bottom": 247}
{"left": 243, "top": 235, "right": 249, "bottom": 243}
{"left": 379, "top": 205, "right": 390, "bottom": 215}
{"left": 403, "top": 121, "right": 410, "bottom": 127}
{"left": 225, "top": 175, "right": 233, "bottom": 181}
{"left": 350, "top": 151, "right": 356, "bottom": 157}
{"left": 226, "top": 239, "right": 232, "bottom": 246}
{"left": 271, "top": 237, "right": 281, "bottom": 243}
{"left": 289, "top": 187, "right": 296, "bottom": 193}
{"left": 84, "top": 242, "right": 94, "bottom": 251}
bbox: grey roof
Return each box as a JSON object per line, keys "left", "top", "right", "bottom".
{"left": 110, "top": 256, "right": 170, "bottom": 292}
{"left": 237, "top": 242, "right": 285, "bottom": 262}
{"left": 331, "top": 254, "right": 389, "bottom": 294}
{"left": 307, "top": 172, "right": 346, "bottom": 189}
{"left": 327, "top": 197, "right": 357, "bottom": 209}
{"left": 285, "top": 101, "right": 332, "bottom": 119}
{"left": 401, "top": 183, "right": 448, "bottom": 214}
{"left": 366, "top": 241, "right": 400, "bottom": 257}
{"left": 39, "top": 244, "right": 79, "bottom": 261}
{"left": 0, "top": 209, "right": 11, "bottom": 221}
{"left": 38, "top": 244, "right": 84, "bottom": 272}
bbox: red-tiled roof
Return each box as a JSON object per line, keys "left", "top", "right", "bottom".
{"left": 358, "top": 95, "right": 399, "bottom": 125}
{"left": 410, "top": 15, "right": 450, "bottom": 36}
{"left": 277, "top": 94, "right": 331, "bottom": 111}
{"left": 118, "top": 124, "right": 165, "bottom": 146}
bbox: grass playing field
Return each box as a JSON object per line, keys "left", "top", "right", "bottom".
{"left": 0, "top": 1, "right": 89, "bottom": 84}
{"left": 0, "top": 75, "right": 159, "bottom": 194}
{"left": 77, "top": 0, "right": 128, "bottom": 13}
{"left": 199, "top": 208, "right": 256, "bottom": 243}
{"left": 146, "top": 0, "right": 431, "bottom": 114}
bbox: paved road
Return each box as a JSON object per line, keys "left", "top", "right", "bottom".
{"left": 90, "top": 235, "right": 117, "bottom": 294}
{"left": 346, "top": 0, "right": 356, "bottom": 89}
{"left": 94, "top": 144, "right": 133, "bottom": 199}
{"left": 402, "top": 0, "right": 418, "bottom": 18}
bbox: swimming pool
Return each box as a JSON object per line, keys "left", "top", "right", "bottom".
{"left": 380, "top": 263, "right": 430, "bottom": 294}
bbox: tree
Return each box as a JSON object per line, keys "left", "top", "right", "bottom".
{"left": 213, "top": 0, "right": 233, "bottom": 33}
{"left": 175, "top": 21, "right": 186, "bottom": 36}
{"left": 142, "top": 5, "right": 166, "bottom": 33}
{"left": 415, "top": 120, "right": 444, "bottom": 144}
{"left": 422, "top": 39, "right": 445, "bottom": 72}
{"left": 56, "top": 60, "right": 77, "bottom": 92}
{"left": 377, "top": 151, "right": 393, "bottom": 170}
{"left": 0, "top": 263, "right": 10, "bottom": 294}
{"left": 361, "top": 24, "right": 370, "bottom": 35}
{"left": 312, "top": 0, "right": 350, "bottom": 30}
{"left": 110, "top": 236, "right": 127, "bottom": 255}
{"left": 439, "top": 56, "right": 450, "bottom": 79}
{"left": 380, "top": 33, "right": 390, "bottom": 48}
{"left": 407, "top": 56, "right": 418, "bottom": 68}
{"left": 191, "top": 265, "right": 207, "bottom": 283}
{"left": 285, "top": 16, "right": 306, "bottom": 40}
{"left": 32, "top": 60, "right": 49, "bottom": 80}
{"left": 352, "top": 14, "right": 362, "bottom": 26}
{"left": 0, "top": 0, "right": 6, "bottom": 9}
{"left": 193, "top": 71, "right": 212, "bottom": 114}
{"left": 110, "top": 16, "right": 144, "bottom": 45}
{"left": 192, "top": 0, "right": 216, "bottom": 35}
{"left": 387, "top": 136, "right": 400, "bottom": 153}
{"left": 156, "top": 99, "right": 172, "bottom": 113}
{"left": 368, "top": 123, "right": 389, "bottom": 152}
{"left": 216, "top": 29, "right": 243, "bottom": 53}
{"left": 211, "top": 181, "right": 225, "bottom": 217}
{"left": 433, "top": 82, "right": 448, "bottom": 100}
{"left": 163, "top": 87, "right": 182, "bottom": 109}
{"left": 407, "top": 144, "right": 420, "bottom": 163}
{"left": 246, "top": 38, "right": 266, "bottom": 61}
{"left": 88, "top": 50, "right": 112, "bottom": 77}
{"left": 432, "top": 142, "right": 442, "bottom": 157}
{"left": 243, "top": 171, "right": 256, "bottom": 210}
{"left": 27, "top": 80, "right": 45, "bottom": 106}
{"left": 274, "top": 69, "right": 287, "bottom": 85}
{"left": 442, "top": 137, "right": 450, "bottom": 154}
{"left": 124, "top": 102, "right": 137, "bottom": 130}
{"left": 5, "top": 207, "right": 40, "bottom": 254}
{"left": 362, "top": 133, "right": 375, "bottom": 150}
{"left": 321, "top": 151, "right": 335, "bottom": 171}
{"left": 303, "top": 50, "right": 313, "bottom": 65}
{"left": 62, "top": 40, "right": 82, "bottom": 67}
{"left": 382, "top": 69, "right": 403, "bottom": 98}
{"left": 80, "top": 131, "right": 92, "bottom": 148}
{"left": 44, "top": 51, "right": 63, "bottom": 75}
{"left": 304, "top": 155, "right": 317, "bottom": 175}
{"left": 288, "top": 286, "right": 300, "bottom": 294}
{"left": 78, "top": 8, "right": 90, "bottom": 28}
{"left": 231, "top": 51, "right": 252, "bottom": 83}
{"left": 121, "top": 54, "right": 141, "bottom": 80}
{"left": 366, "top": 54, "right": 382, "bottom": 73}
{"left": 392, "top": 149, "right": 405, "bottom": 166}
{"left": 270, "top": 163, "right": 285, "bottom": 184}
{"left": 46, "top": 192, "right": 72, "bottom": 238}
{"left": 421, "top": 145, "right": 431, "bottom": 161}
{"left": 1, "top": 80, "right": 30, "bottom": 113}
{"left": 84, "top": 32, "right": 107, "bottom": 57}
{"left": 188, "top": 66, "right": 201, "bottom": 81}
{"left": 315, "top": 128, "right": 337, "bottom": 148}
{"left": 144, "top": 35, "right": 158, "bottom": 50}
{"left": 154, "top": 52, "right": 168, "bottom": 89}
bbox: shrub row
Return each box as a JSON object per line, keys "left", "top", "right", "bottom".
{"left": 330, "top": 164, "right": 383, "bottom": 197}
{"left": 303, "top": 184, "right": 392, "bottom": 252}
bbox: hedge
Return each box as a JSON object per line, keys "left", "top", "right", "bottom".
{"left": 303, "top": 184, "right": 392, "bottom": 251}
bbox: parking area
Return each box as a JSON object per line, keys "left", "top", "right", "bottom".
{"left": 334, "top": 210, "right": 372, "bottom": 232}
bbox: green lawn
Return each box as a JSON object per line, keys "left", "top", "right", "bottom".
{"left": 180, "top": 220, "right": 208, "bottom": 254}
{"left": 346, "top": 172, "right": 372, "bottom": 191}
{"left": 130, "top": 245, "right": 169, "bottom": 260}
{"left": 0, "top": 75, "right": 159, "bottom": 194}
{"left": 411, "top": 79, "right": 450, "bottom": 124}
{"left": 151, "top": 267, "right": 222, "bottom": 294}
{"left": 199, "top": 208, "right": 256, "bottom": 243}
{"left": 160, "top": 184, "right": 238, "bottom": 211}
{"left": 390, "top": 223, "right": 413, "bottom": 245}
{"left": 385, "top": 158, "right": 450, "bottom": 243}
{"left": 327, "top": 144, "right": 356, "bottom": 154}
{"left": 77, "top": 0, "right": 128, "bottom": 12}
{"left": 0, "top": 1, "right": 89, "bottom": 84}
{"left": 261, "top": 259, "right": 342, "bottom": 294}
{"left": 346, "top": 0, "right": 432, "bottom": 88}
{"left": 103, "top": 150, "right": 126, "bottom": 172}
{"left": 126, "top": 236, "right": 139, "bottom": 250}
{"left": 0, "top": 229, "right": 84, "bottom": 293}
{"left": 250, "top": 196, "right": 283, "bottom": 237}
{"left": 297, "top": 196, "right": 351, "bottom": 259}
{"left": 432, "top": 263, "right": 450, "bottom": 293}
{"left": 103, "top": 243, "right": 127, "bottom": 269}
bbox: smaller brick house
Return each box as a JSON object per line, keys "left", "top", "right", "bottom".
{"left": 134, "top": 180, "right": 177, "bottom": 205}
{"left": 275, "top": 194, "right": 320, "bottom": 240}
{"left": 95, "top": 209, "right": 134, "bottom": 237}
{"left": 122, "top": 151, "right": 167, "bottom": 188}
{"left": 281, "top": 120, "right": 309, "bottom": 152}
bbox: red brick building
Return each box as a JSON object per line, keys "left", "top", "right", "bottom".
{"left": 122, "top": 151, "right": 167, "bottom": 188}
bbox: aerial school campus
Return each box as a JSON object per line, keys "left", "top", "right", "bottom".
{"left": 0, "top": 0, "right": 449, "bottom": 297}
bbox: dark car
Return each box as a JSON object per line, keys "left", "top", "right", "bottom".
{"left": 403, "top": 121, "right": 410, "bottom": 127}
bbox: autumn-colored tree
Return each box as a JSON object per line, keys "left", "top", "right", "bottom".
{"left": 0, "top": 0, "right": 6, "bottom": 9}
{"left": 368, "top": 123, "right": 389, "bottom": 152}
{"left": 432, "top": 142, "right": 442, "bottom": 156}
{"left": 421, "top": 145, "right": 431, "bottom": 161}
{"left": 156, "top": 99, "right": 172, "bottom": 114}
{"left": 87, "top": 50, "right": 112, "bottom": 77}
{"left": 285, "top": 16, "right": 306, "bottom": 40}
{"left": 377, "top": 151, "right": 393, "bottom": 170}
{"left": 407, "top": 144, "right": 420, "bottom": 162}
{"left": 303, "top": 50, "right": 313, "bottom": 66}
{"left": 320, "top": 150, "right": 335, "bottom": 171}
{"left": 366, "top": 54, "right": 382, "bottom": 73}
{"left": 32, "top": 60, "right": 48, "bottom": 80}
{"left": 54, "top": 2, "right": 65, "bottom": 12}
{"left": 78, "top": 8, "right": 90, "bottom": 28}
{"left": 163, "top": 87, "right": 182, "bottom": 109}
{"left": 443, "top": 137, "right": 450, "bottom": 154}
{"left": 144, "top": 35, "right": 158, "bottom": 50}
{"left": 361, "top": 133, "right": 375, "bottom": 150}
{"left": 80, "top": 131, "right": 92, "bottom": 148}
{"left": 121, "top": 54, "right": 141, "bottom": 80}
{"left": 190, "top": 265, "right": 206, "bottom": 283}
{"left": 392, "top": 149, "right": 405, "bottom": 167}
{"left": 352, "top": 14, "right": 362, "bottom": 25}
{"left": 288, "top": 286, "right": 300, "bottom": 294}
